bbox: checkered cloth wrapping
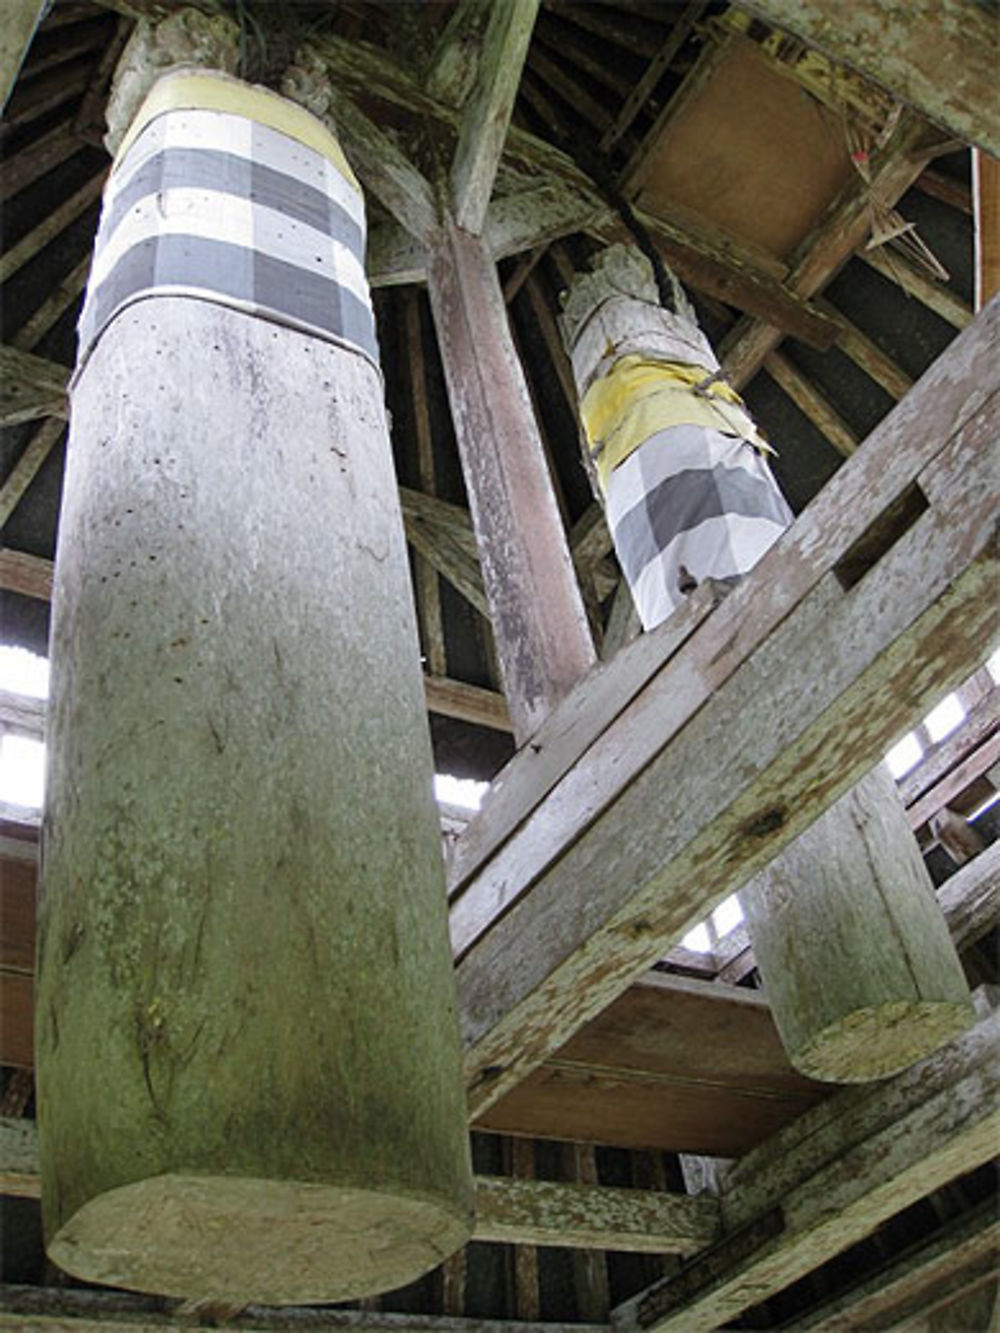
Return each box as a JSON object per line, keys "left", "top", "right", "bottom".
{"left": 78, "top": 73, "right": 378, "bottom": 373}
{"left": 604, "top": 422, "right": 792, "bottom": 629}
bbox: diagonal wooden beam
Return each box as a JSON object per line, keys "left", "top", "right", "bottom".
{"left": 860, "top": 245, "right": 974, "bottom": 330}
{"left": 0, "top": 548, "right": 52, "bottom": 601}
{"left": 0, "top": 419, "right": 65, "bottom": 528}
{"left": 451, "top": 0, "right": 540, "bottom": 235}
{"left": 0, "top": 171, "right": 105, "bottom": 285}
{"left": 613, "top": 999, "right": 1000, "bottom": 1331}
{"left": 453, "top": 300, "right": 998, "bottom": 1115}
{"left": 425, "top": 0, "right": 491, "bottom": 108}
{"left": 732, "top": 0, "right": 1000, "bottom": 156}
{"left": 0, "top": 347, "right": 69, "bottom": 429}
{"left": 764, "top": 350, "right": 859, "bottom": 456}
{"left": 601, "top": 0, "right": 706, "bottom": 152}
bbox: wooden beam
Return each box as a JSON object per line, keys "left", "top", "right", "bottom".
{"left": 424, "top": 675, "right": 513, "bottom": 734}
{"left": 427, "top": 215, "right": 595, "bottom": 743}
{"left": 615, "top": 999, "right": 1000, "bottom": 1331}
{"left": 0, "top": 1115, "right": 718, "bottom": 1254}
{"left": 601, "top": 1, "right": 705, "bottom": 152}
{"left": 859, "top": 245, "right": 974, "bottom": 330}
{"left": 323, "top": 91, "right": 437, "bottom": 243}
{"left": 0, "top": 548, "right": 52, "bottom": 601}
{"left": 764, "top": 350, "right": 859, "bottom": 456}
{"left": 0, "top": 347, "right": 68, "bottom": 428}
{"left": 0, "top": 1287, "right": 608, "bottom": 1333}
{"left": 0, "top": 419, "right": 66, "bottom": 527}
{"left": 451, "top": 0, "right": 539, "bottom": 234}
{"left": 0, "top": 0, "right": 46, "bottom": 111}
{"left": 721, "top": 110, "right": 933, "bottom": 388}
{"left": 817, "top": 299, "right": 913, "bottom": 400}
{"left": 475, "top": 1175, "right": 720, "bottom": 1255}
{"left": 732, "top": 0, "right": 1000, "bottom": 157}
{"left": 0, "top": 171, "right": 105, "bottom": 285}
{"left": 0, "top": 690, "right": 45, "bottom": 740}
{"left": 901, "top": 682, "right": 1000, "bottom": 809}
{"left": 973, "top": 148, "right": 1000, "bottom": 311}
{"left": 454, "top": 300, "right": 998, "bottom": 1115}
{"left": 12, "top": 255, "right": 90, "bottom": 354}
{"left": 0, "top": 120, "right": 81, "bottom": 204}
{"left": 906, "top": 731, "right": 1000, "bottom": 832}
{"left": 425, "top": 0, "right": 491, "bottom": 108}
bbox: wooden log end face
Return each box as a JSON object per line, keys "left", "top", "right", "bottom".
{"left": 46, "top": 1173, "right": 472, "bottom": 1304}
{"left": 790, "top": 999, "right": 977, "bottom": 1084}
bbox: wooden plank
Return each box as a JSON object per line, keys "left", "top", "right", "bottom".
{"left": 0, "top": 856, "right": 35, "bottom": 974}
{"left": 916, "top": 167, "right": 973, "bottom": 215}
{"left": 0, "top": 347, "right": 68, "bottom": 428}
{"left": 859, "top": 246, "right": 974, "bottom": 330}
{"left": 452, "top": 0, "right": 540, "bottom": 234}
{"left": 13, "top": 255, "right": 90, "bottom": 354}
{"left": 475, "top": 1174, "right": 720, "bottom": 1255}
{"left": 615, "top": 1000, "right": 1000, "bottom": 1330}
{"left": 816, "top": 299, "right": 913, "bottom": 400}
{"left": 475, "top": 972, "right": 826, "bottom": 1156}
{"left": 0, "top": 0, "right": 47, "bottom": 110}
{"left": 764, "top": 350, "right": 859, "bottom": 456}
{"left": 424, "top": 675, "right": 512, "bottom": 733}
{"left": 456, "top": 302, "right": 999, "bottom": 1116}
{"left": 0, "top": 1116, "right": 39, "bottom": 1198}
{"left": 427, "top": 216, "right": 595, "bottom": 743}
{"left": 0, "top": 689, "right": 45, "bottom": 739}
{"left": 732, "top": 0, "right": 1000, "bottom": 157}
{"left": 0, "top": 549, "right": 52, "bottom": 601}
{"left": 901, "top": 683, "right": 1000, "bottom": 808}
{"left": 0, "top": 419, "right": 66, "bottom": 526}
{"left": 510, "top": 1139, "right": 540, "bottom": 1321}
{"left": 0, "top": 971, "right": 33, "bottom": 1069}
{"left": 0, "top": 171, "right": 105, "bottom": 285}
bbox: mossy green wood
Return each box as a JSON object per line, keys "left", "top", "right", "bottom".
{"left": 36, "top": 297, "right": 474, "bottom": 1303}
{"left": 743, "top": 764, "right": 975, "bottom": 1083}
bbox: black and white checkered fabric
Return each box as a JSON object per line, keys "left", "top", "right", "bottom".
{"left": 78, "top": 102, "right": 377, "bottom": 371}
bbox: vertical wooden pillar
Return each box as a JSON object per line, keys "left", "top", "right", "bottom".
{"left": 560, "top": 244, "right": 974, "bottom": 1082}
{"left": 427, "top": 215, "right": 595, "bottom": 745}
{"left": 37, "top": 68, "right": 473, "bottom": 1304}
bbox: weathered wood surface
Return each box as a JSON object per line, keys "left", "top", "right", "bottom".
{"left": 0, "top": 173, "right": 104, "bottom": 285}
{"left": 613, "top": 999, "right": 1000, "bottom": 1331}
{"left": 0, "top": 348, "right": 68, "bottom": 428}
{"left": 860, "top": 246, "right": 973, "bottom": 331}
{"left": 0, "top": 1116, "right": 38, "bottom": 1197}
{"left": 424, "top": 675, "right": 512, "bottom": 734}
{"left": 456, "top": 299, "right": 999, "bottom": 1117}
{"left": 901, "top": 681, "right": 1000, "bottom": 809}
{"left": 0, "top": 1284, "right": 610, "bottom": 1333}
{"left": 0, "top": 419, "right": 66, "bottom": 527}
{"left": 0, "top": 549, "right": 53, "bottom": 601}
{"left": 764, "top": 350, "right": 858, "bottom": 456}
{"left": 475, "top": 972, "right": 826, "bottom": 1156}
{"left": 0, "top": 0, "right": 47, "bottom": 110}
{"left": 427, "top": 217, "right": 595, "bottom": 743}
{"left": 907, "top": 731, "right": 1000, "bottom": 831}
{"left": 937, "top": 842, "right": 1000, "bottom": 953}
{"left": 743, "top": 764, "right": 973, "bottom": 1082}
{"left": 790, "top": 1197, "right": 1000, "bottom": 1331}
{"left": 733, "top": 0, "right": 1000, "bottom": 157}
{"left": 451, "top": 0, "right": 539, "bottom": 234}
{"left": 0, "top": 971, "right": 32, "bottom": 1068}
{"left": 974, "top": 148, "right": 1000, "bottom": 310}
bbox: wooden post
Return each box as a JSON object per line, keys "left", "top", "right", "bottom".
{"left": 36, "top": 68, "right": 473, "bottom": 1305}
{"left": 559, "top": 245, "right": 973, "bottom": 1082}
{"left": 972, "top": 149, "right": 1000, "bottom": 311}
{"left": 742, "top": 765, "right": 974, "bottom": 1081}
{"left": 427, "top": 215, "right": 595, "bottom": 744}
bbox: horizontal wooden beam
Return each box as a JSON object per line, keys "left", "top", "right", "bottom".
{"left": 615, "top": 997, "right": 1000, "bottom": 1330}
{"left": 0, "top": 1116, "right": 716, "bottom": 1252}
{"left": 425, "top": 675, "right": 512, "bottom": 733}
{"left": 453, "top": 299, "right": 998, "bottom": 1116}
{"left": 0, "top": 549, "right": 52, "bottom": 601}
{"left": 0, "top": 690, "right": 45, "bottom": 739}
{"left": 906, "top": 730, "right": 1000, "bottom": 831}
{"left": 732, "top": 0, "right": 1000, "bottom": 156}
{"left": 0, "top": 1284, "right": 609, "bottom": 1333}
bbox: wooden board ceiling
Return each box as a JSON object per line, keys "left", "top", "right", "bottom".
{"left": 629, "top": 37, "right": 856, "bottom": 262}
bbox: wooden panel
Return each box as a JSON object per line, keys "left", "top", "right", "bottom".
{"left": 629, "top": 40, "right": 854, "bottom": 261}
{"left": 0, "top": 971, "right": 33, "bottom": 1068}
{"left": 0, "top": 857, "right": 35, "bottom": 973}
{"left": 476, "top": 975, "right": 824, "bottom": 1155}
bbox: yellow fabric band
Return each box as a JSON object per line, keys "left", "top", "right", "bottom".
{"left": 115, "top": 69, "right": 360, "bottom": 192}
{"left": 580, "top": 356, "right": 771, "bottom": 490}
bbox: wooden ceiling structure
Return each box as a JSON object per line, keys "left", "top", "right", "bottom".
{"left": 1, "top": 0, "right": 999, "bottom": 1329}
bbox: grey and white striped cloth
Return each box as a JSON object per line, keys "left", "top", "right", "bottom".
{"left": 78, "top": 100, "right": 378, "bottom": 372}
{"left": 604, "top": 422, "right": 792, "bottom": 629}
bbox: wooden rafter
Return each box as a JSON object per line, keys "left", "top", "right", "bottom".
{"left": 0, "top": 0, "right": 47, "bottom": 111}
{"left": 860, "top": 245, "right": 974, "bottom": 330}
{"left": 451, "top": 0, "right": 540, "bottom": 234}
{"left": 0, "top": 347, "right": 68, "bottom": 429}
{"left": 424, "top": 675, "right": 512, "bottom": 734}
{"left": 0, "top": 420, "right": 66, "bottom": 528}
{"left": 764, "top": 350, "right": 859, "bottom": 456}
{"left": 601, "top": 0, "right": 705, "bottom": 153}
{"left": 732, "top": 0, "right": 1000, "bottom": 156}
{"left": 0, "top": 171, "right": 105, "bottom": 285}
